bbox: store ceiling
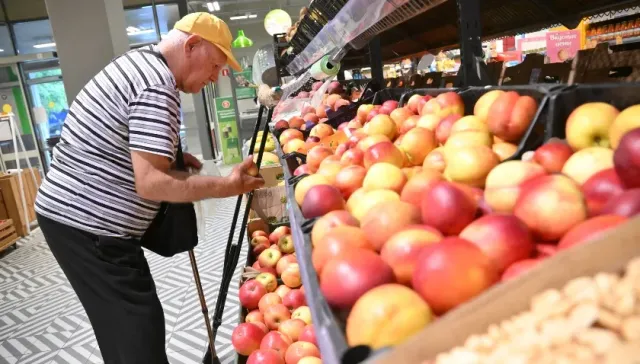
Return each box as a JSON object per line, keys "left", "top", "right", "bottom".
{"left": 186, "top": 0, "right": 308, "bottom": 25}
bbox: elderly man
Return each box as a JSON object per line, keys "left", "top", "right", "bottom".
{"left": 35, "top": 13, "right": 263, "bottom": 363}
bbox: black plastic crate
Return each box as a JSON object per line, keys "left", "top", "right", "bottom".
{"left": 545, "top": 83, "right": 640, "bottom": 142}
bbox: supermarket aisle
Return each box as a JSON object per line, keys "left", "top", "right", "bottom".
{"left": 0, "top": 185, "right": 247, "bottom": 363}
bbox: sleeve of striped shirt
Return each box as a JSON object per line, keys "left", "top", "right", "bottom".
{"left": 128, "top": 85, "right": 181, "bottom": 161}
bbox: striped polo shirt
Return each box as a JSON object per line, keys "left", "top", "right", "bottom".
{"left": 35, "top": 45, "right": 180, "bottom": 238}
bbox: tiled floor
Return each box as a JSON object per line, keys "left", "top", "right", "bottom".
{"left": 0, "top": 164, "right": 248, "bottom": 364}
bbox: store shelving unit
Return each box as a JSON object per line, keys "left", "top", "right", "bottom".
{"left": 262, "top": 1, "right": 640, "bottom": 363}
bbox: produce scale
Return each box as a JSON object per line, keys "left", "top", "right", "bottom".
{"left": 209, "top": 0, "right": 640, "bottom": 363}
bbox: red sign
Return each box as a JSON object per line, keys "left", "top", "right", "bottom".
{"left": 222, "top": 69, "right": 230, "bottom": 77}
{"left": 546, "top": 30, "right": 581, "bottom": 63}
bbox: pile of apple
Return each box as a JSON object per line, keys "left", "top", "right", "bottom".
{"left": 280, "top": 97, "right": 640, "bottom": 351}
{"left": 233, "top": 226, "right": 322, "bottom": 364}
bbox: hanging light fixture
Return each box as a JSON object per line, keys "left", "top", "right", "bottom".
{"left": 232, "top": 30, "right": 253, "bottom": 48}
{"left": 264, "top": 9, "right": 292, "bottom": 36}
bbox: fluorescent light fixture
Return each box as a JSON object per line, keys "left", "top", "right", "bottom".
{"left": 127, "top": 26, "right": 155, "bottom": 35}
{"left": 207, "top": 1, "right": 220, "bottom": 11}
{"left": 126, "top": 26, "right": 139, "bottom": 33}
{"left": 230, "top": 13, "right": 257, "bottom": 20}
{"left": 33, "top": 42, "right": 56, "bottom": 49}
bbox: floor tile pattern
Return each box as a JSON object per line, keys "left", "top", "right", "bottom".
{"left": 0, "top": 195, "right": 247, "bottom": 364}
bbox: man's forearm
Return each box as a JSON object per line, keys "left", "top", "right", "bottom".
{"left": 138, "top": 170, "right": 239, "bottom": 202}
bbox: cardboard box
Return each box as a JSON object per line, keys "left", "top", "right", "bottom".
{"left": 260, "top": 164, "right": 285, "bottom": 188}
{"left": 249, "top": 185, "right": 288, "bottom": 225}
{"left": 0, "top": 169, "right": 41, "bottom": 237}
{"left": 375, "top": 217, "right": 640, "bottom": 363}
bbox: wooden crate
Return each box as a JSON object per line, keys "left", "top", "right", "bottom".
{"left": 0, "top": 169, "right": 42, "bottom": 237}
{"left": 0, "top": 219, "right": 18, "bottom": 253}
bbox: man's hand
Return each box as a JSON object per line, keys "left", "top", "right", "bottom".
{"left": 229, "top": 156, "right": 265, "bottom": 195}
{"left": 183, "top": 152, "right": 203, "bottom": 171}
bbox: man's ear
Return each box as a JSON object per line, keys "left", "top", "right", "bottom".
{"left": 184, "top": 34, "right": 203, "bottom": 56}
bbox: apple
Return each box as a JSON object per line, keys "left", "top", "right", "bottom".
{"left": 232, "top": 323, "right": 266, "bottom": 356}
{"left": 326, "top": 94, "right": 342, "bottom": 109}
{"left": 390, "top": 107, "right": 413, "bottom": 129}
{"left": 400, "top": 115, "right": 420, "bottom": 134}
{"left": 416, "top": 114, "right": 442, "bottom": 132}
{"left": 283, "top": 289, "right": 307, "bottom": 310}
{"left": 346, "top": 284, "right": 432, "bottom": 349}
{"left": 349, "top": 189, "right": 401, "bottom": 221}
{"left": 423, "top": 92, "right": 464, "bottom": 118}
{"left": 278, "top": 235, "right": 295, "bottom": 254}
{"left": 380, "top": 225, "right": 443, "bottom": 285}
{"left": 312, "top": 225, "right": 374, "bottom": 273}
{"left": 484, "top": 161, "right": 546, "bottom": 214}
{"left": 366, "top": 109, "right": 380, "bottom": 122}
{"left": 421, "top": 181, "right": 477, "bottom": 235}
{"left": 294, "top": 174, "right": 329, "bottom": 206}
{"left": 246, "top": 309, "right": 264, "bottom": 324}
{"left": 274, "top": 120, "right": 289, "bottom": 131}
{"left": 407, "top": 94, "right": 424, "bottom": 114}
{"left": 276, "top": 254, "right": 298, "bottom": 276}
{"left": 402, "top": 166, "right": 424, "bottom": 180}
{"left": 255, "top": 272, "right": 278, "bottom": 293}
{"left": 281, "top": 263, "right": 302, "bottom": 288}
{"left": 357, "top": 135, "right": 391, "bottom": 152}
{"left": 360, "top": 200, "right": 422, "bottom": 251}
{"left": 474, "top": 90, "right": 504, "bottom": 123}
{"left": 264, "top": 303, "right": 291, "bottom": 330}
{"left": 285, "top": 342, "right": 320, "bottom": 364}
{"left": 400, "top": 169, "right": 444, "bottom": 208}
{"left": 601, "top": 188, "right": 640, "bottom": 217}
{"left": 240, "top": 280, "right": 268, "bottom": 310}
{"left": 305, "top": 146, "right": 334, "bottom": 173}
{"left": 562, "top": 146, "right": 614, "bottom": 185}
{"left": 291, "top": 306, "right": 312, "bottom": 325}
{"left": 501, "top": 259, "right": 544, "bottom": 281}
{"left": 423, "top": 147, "right": 447, "bottom": 173}
{"left": 252, "top": 230, "right": 268, "bottom": 239}
{"left": 334, "top": 165, "right": 366, "bottom": 199}
{"left": 363, "top": 141, "right": 405, "bottom": 169}
{"left": 259, "top": 249, "right": 283, "bottom": 269}
{"left": 492, "top": 142, "right": 518, "bottom": 162}
{"left": 260, "top": 331, "right": 292, "bottom": 359}
{"left": 444, "top": 130, "right": 493, "bottom": 150}
{"left": 535, "top": 244, "right": 558, "bottom": 259}
{"left": 613, "top": 127, "right": 640, "bottom": 189}
{"left": 340, "top": 147, "right": 364, "bottom": 167}
{"left": 357, "top": 104, "right": 375, "bottom": 122}
{"left": 399, "top": 127, "right": 437, "bottom": 166}
{"left": 288, "top": 117, "right": 305, "bottom": 130}
{"left": 443, "top": 145, "right": 499, "bottom": 188}
{"left": 610, "top": 104, "right": 640, "bottom": 149}
{"left": 258, "top": 292, "right": 282, "bottom": 313}
{"left": 558, "top": 215, "right": 627, "bottom": 250}
{"left": 487, "top": 92, "right": 538, "bottom": 142}
{"left": 310, "top": 210, "right": 359, "bottom": 246}
{"left": 293, "top": 164, "right": 311, "bottom": 176}
{"left": 298, "top": 325, "right": 317, "bottom": 346}
{"left": 297, "top": 357, "right": 321, "bottom": 364}
{"left": 279, "top": 129, "right": 304, "bottom": 146}
{"left": 450, "top": 115, "right": 489, "bottom": 134}
{"left": 252, "top": 239, "right": 271, "bottom": 257}
{"left": 275, "top": 285, "right": 292, "bottom": 300}
{"left": 459, "top": 214, "right": 535, "bottom": 273}
{"left": 334, "top": 99, "right": 351, "bottom": 111}
{"left": 247, "top": 349, "right": 285, "bottom": 364}
{"left": 412, "top": 238, "right": 499, "bottom": 314}
{"left": 514, "top": 174, "right": 587, "bottom": 241}
{"left": 533, "top": 141, "right": 574, "bottom": 173}
{"left": 417, "top": 95, "right": 434, "bottom": 115}
{"left": 283, "top": 139, "right": 307, "bottom": 155}
{"left": 250, "top": 235, "right": 269, "bottom": 247}
{"left": 269, "top": 226, "right": 291, "bottom": 245}
{"left": 327, "top": 81, "right": 343, "bottom": 95}
{"left": 301, "top": 185, "right": 345, "bottom": 219}
{"left": 362, "top": 162, "right": 407, "bottom": 194}
{"left": 566, "top": 102, "right": 619, "bottom": 150}
{"left": 435, "top": 114, "right": 461, "bottom": 144}
{"left": 364, "top": 114, "right": 398, "bottom": 141}
{"left": 582, "top": 168, "right": 625, "bottom": 216}
{"left": 320, "top": 248, "right": 395, "bottom": 309}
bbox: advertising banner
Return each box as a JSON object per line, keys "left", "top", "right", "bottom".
{"left": 214, "top": 97, "right": 242, "bottom": 164}
{"left": 546, "top": 30, "right": 581, "bottom": 63}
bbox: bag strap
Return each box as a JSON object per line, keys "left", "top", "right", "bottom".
{"left": 175, "top": 139, "right": 186, "bottom": 172}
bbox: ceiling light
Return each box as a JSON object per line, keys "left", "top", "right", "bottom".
{"left": 128, "top": 29, "right": 155, "bottom": 35}
{"left": 126, "top": 26, "right": 140, "bottom": 33}
{"left": 207, "top": 1, "right": 220, "bottom": 12}
{"left": 230, "top": 13, "right": 257, "bottom": 21}
{"left": 249, "top": 14, "right": 258, "bottom": 19}
{"left": 232, "top": 30, "right": 253, "bottom": 48}
{"left": 0, "top": 49, "right": 4, "bottom": 52}
{"left": 33, "top": 42, "right": 56, "bottom": 49}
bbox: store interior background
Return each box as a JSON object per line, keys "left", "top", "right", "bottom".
{"left": 0, "top": 0, "right": 307, "bottom": 176}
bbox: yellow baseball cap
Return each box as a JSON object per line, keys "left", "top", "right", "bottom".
{"left": 174, "top": 12, "right": 242, "bottom": 72}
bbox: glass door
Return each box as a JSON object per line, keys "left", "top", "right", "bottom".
{"left": 21, "top": 59, "right": 68, "bottom": 171}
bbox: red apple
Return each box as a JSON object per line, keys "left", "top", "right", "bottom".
{"left": 256, "top": 273, "right": 278, "bottom": 293}
{"left": 558, "top": 215, "right": 627, "bottom": 250}
{"left": 232, "top": 323, "right": 266, "bottom": 355}
{"left": 275, "top": 285, "right": 292, "bottom": 300}
{"left": 285, "top": 342, "right": 321, "bottom": 364}
{"left": 264, "top": 303, "right": 291, "bottom": 330}
{"left": 614, "top": 128, "right": 640, "bottom": 188}
{"left": 582, "top": 168, "right": 625, "bottom": 216}
{"left": 253, "top": 239, "right": 271, "bottom": 256}
{"left": 501, "top": 259, "right": 544, "bottom": 281}
{"left": 283, "top": 289, "right": 307, "bottom": 310}
{"left": 533, "top": 141, "right": 574, "bottom": 173}
{"left": 298, "top": 325, "right": 317, "bottom": 346}
{"left": 278, "top": 235, "right": 295, "bottom": 254}
{"left": 366, "top": 109, "right": 380, "bottom": 122}
{"left": 281, "top": 263, "right": 302, "bottom": 289}
{"left": 334, "top": 165, "right": 366, "bottom": 199}
{"left": 258, "top": 249, "right": 283, "bottom": 269}
{"left": 240, "top": 280, "right": 268, "bottom": 310}
{"left": 252, "top": 230, "right": 269, "bottom": 239}
{"left": 258, "top": 292, "right": 282, "bottom": 313}
{"left": 421, "top": 181, "right": 477, "bottom": 236}
{"left": 293, "top": 164, "right": 311, "bottom": 176}
{"left": 279, "top": 318, "right": 306, "bottom": 342}
{"left": 382, "top": 100, "right": 399, "bottom": 110}
{"left": 301, "top": 185, "right": 346, "bottom": 219}
{"left": 276, "top": 254, "right": 298, "bottom": 276}
{"left": 535, "top": 244, "right": 558, "bottom": 259}
{"left": 340, "top": 148, "right": 364, "bottom": 167}
{"left": 435, "top": 114, "right": 461, "bottom": 145}
{"left": 246, "top": 310, "right": 264, "bottom": 324}
{"left": 418, "top": 95, "right": 434, "bottom": 115}
{"left": 360, "top": 200, "right": 422, "bottom": 251}
{"left": 260, "top": 331, "right": 292, "bottom": 360}
{"left": 412, "top": 238, "right": 499, "bottom": 314}
{"left": 357, "top": 104, "right": 375, "bottom": 122}
{"left": 459, "top": 214, "right": 534, "bottom": 273}
{"left": 269, "top": 226, "right": 291, "bottom": 245}
{"left": 320, "top": 248, "right": 394, "bottom": 309}
{"left": 407, "top": 94, "right": 424, "bottom": 114}
{"left": 363, "top": 141, "right": 405, "bottom": 169}
{"left": 601, "top": 188, "right": 640, "bottom": 217}
{"left": 251, "top": 235, "right": 269, "bottom": 248}
{"left": 274, "top": 120, "right": 289, "bottom": 131}
{"left": 288, "top": 117, "right": 305, "bottom": 130}
{"left": 247, "top": 349, "right": 285, "bottom": 364}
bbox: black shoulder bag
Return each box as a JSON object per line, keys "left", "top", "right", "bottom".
{"left": 140, "top": 141, "right": 199, "bottom": 257}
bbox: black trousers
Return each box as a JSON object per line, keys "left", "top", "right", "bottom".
{"left": 37, "top": 213, "right": 169, "bottom": 364}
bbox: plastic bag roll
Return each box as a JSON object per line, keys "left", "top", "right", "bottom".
{"left": 309, "top": 55, "right": 341, "bottom": 80}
